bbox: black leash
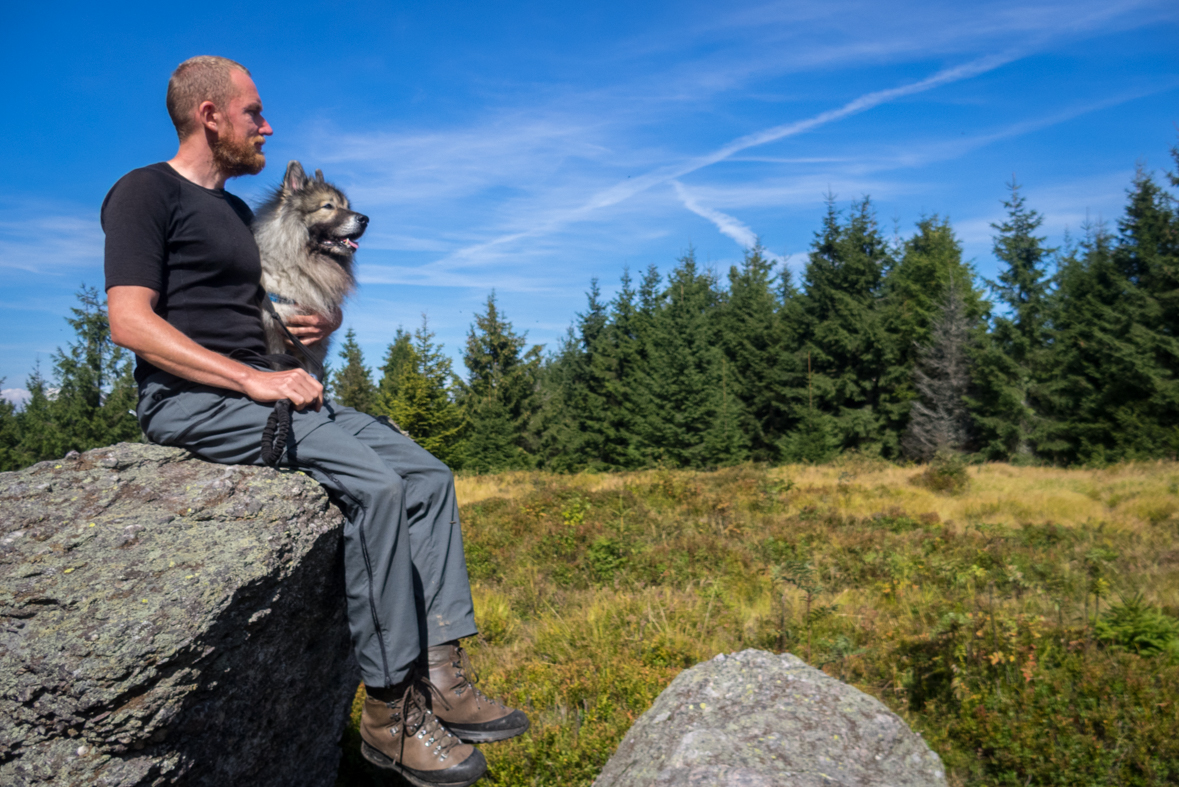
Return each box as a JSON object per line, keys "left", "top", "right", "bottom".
{"left": 258, "top": 297, "right": 326, "bottom": 466}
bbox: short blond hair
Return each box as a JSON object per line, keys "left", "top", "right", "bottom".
{"left": 166, "top": 56, "right": 251, "bottom": 140}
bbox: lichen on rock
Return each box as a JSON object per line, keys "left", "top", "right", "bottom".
{"left": 594, "top": 649, "right": 947, "bottom": 787}
{"left": 0, "top": 443, "right": 356, "bottom": 787}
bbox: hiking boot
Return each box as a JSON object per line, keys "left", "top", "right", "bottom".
{"left": 425, "top": 641, "right": 530, "bottom": 743}
{"left": 360, "top": 680, "right": 487, "bottom": 787}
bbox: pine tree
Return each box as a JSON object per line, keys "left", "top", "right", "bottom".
{"left": 460, "top": 293, "right": 541, "bottom": 472}
{"left": 0, "top": 384, "right": 19, "bottom": 472}
{"left": 589, "top": 270, "right": 650, "bottom": 469}
{"left": 717, "top": 242, "right": 793, "bottom": 461}
{"left": 880, "top": 217, "right": 985, "bottom": 455}
{"left": 331, "top": 328, "right": 376, "bottom": 413}
{"left": 788, "top": 197, "right": 891, "bottom": 455}
{"left": 11, "top": 365, "right": 59, "bottom": 467}
{"left": 779, "top": 353, "right": 837, "bottom": 463}
{"left": 1042, "top": 170, "right": 1179, "bottom": 463}
{"left": 902, "top": 279, "right": 975, "bottom": 459}
{"left": 48, "top": 286, "right": 139, "bottom": 456}
{"left": 643, "top": 250, "right": 747, "bottom": 467}
{"left": 545, "top": 281, "right": 609, "bottom": 469}
{"left": 372, "top": 322, "right": 466, "bottom": 466}
{"left": 970, "top": 181, "right": 1054, "bottom": 460}
{"left": 377, "top": 328, "right": 414, "bottom": 408}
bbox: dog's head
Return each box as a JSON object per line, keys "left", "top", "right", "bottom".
{"left": 277, "top": 161, "right": 368, "bottom": 260}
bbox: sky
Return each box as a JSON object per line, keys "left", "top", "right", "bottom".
{"left": 2, "top": 0, "right": 1177, "bottom": 404}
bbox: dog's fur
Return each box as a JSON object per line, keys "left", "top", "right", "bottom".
{"left": 253, "top": 160, "right": 368, "bottom": 370}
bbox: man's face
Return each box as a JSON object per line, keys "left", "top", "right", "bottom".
{"left": 210, "top": 70, "right": 273, "bottom": 179}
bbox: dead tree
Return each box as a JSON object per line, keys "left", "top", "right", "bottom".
{"left": 903, "top": 280, "right": 973, "bottom": 460}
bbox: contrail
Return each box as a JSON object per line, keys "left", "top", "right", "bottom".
{"left": 435, "top": 51, "right": 1020, "bottom": 266}
{"left": 672, "top": 180, "right": 781, "bottom": 261}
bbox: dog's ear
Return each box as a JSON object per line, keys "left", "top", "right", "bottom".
{"left": 284, "top": 161, "right": 307, "bottom": 193}
{"left": 314, "top": 169, "right": 325, "bottom": 183}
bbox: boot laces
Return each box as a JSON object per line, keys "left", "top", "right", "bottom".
{"left": 391, "top": 679, "right": 463, "bottom": 763}
{"left": 450, "top": 645, "right": 506, "bottom": 711}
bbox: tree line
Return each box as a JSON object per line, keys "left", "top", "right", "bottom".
{"left": 2, "top": 148, "right": 1176, "bottom": 474}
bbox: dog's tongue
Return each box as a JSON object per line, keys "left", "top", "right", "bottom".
{"left": 345, "top": 239, "right": 359, "bottom": 250}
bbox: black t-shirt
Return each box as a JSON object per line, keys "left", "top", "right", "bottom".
{"left": 102, "top": 162, "right": 268, "bottom": 385}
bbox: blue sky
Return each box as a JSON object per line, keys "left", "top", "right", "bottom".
{"left": 3, "top": 0, "right": 1177, "bottom": 403}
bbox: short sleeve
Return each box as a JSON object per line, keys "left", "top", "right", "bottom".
{"left": 102, "top": 168, "right": 172, "bottom": 293}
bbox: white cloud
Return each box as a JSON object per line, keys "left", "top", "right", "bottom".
{"left": 1, "top": 388, "right": 30, "bottom": 408}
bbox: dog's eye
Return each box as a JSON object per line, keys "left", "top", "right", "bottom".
{"left": 321, "top": 202, "right": 334, "bottom": 210}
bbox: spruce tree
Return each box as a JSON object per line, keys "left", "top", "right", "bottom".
{"left": 401, "top": 320, "right": 466, "bottom": 466}
{"left": 779, "top": 352, "right": 837, "bottom": 463}
{"left": 788, "top": 197, "right": 891, "bottom": 455}
{"left": 377, "top": 328, "right": 414, "bottom": 408}
{"left": 594, "top": 269, "right": 653, "bottom": 469}
{"left": 0, "top": 385, "right": 18, "bottom": 472}
{"left": 331, "top": 328, "right": 377, "bottom": 413}
{"left": 1041, "top": 170, "right": 1179, "bottom": 463}
{"left": 14, "top": 366, "right": 62, "bottom": 467}
{"left": 460, "top": 292, "right": 541, "bottom": 472}
{"left": 48, "top": 286, "right": 139, "bottom": 456}
{"left": 643, "top": 250, "right": 748, "bottom": 467}
{"left": 880, "top": 217, "right": 984, "bottom": 455}
{"left": 717, "top": 242, "right": 793, "bottom": 461}
{"left": 970, "top": 181, "right": 1054, "bottom": 460}
{"left": 551, "top": 281, "right": 610, "bottom": 469}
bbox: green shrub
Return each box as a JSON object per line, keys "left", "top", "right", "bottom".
{"left": 910, "top": 449, "right": 970, "bottom": 494}
{"left": 1097, "top": 593, "right": 1179, "bottom": 659}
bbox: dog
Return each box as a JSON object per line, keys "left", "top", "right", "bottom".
{"left": 253, "top": 160, "right": 368, "bottom": 373}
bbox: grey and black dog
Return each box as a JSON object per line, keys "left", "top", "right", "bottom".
{"left": 253, "top": 160, "right": 368, "bottom": 371}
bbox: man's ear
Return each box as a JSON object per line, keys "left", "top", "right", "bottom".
{"left": 284, "top": 161, "right": 307, "bottom": 192}
{"left": 197, "top": 100, "right": 219, "bottom": 132}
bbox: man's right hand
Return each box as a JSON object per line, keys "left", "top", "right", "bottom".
{"left": 242, "top": 367, "right": 324, "bottom": 411}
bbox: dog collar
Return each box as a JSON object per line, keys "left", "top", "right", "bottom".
{"left": 267, "top": 293, "right": 298, "bottom": 306}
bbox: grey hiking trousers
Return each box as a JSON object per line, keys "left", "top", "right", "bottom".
{"left": 137, "top": 371, "right": 478, "bottom": 688}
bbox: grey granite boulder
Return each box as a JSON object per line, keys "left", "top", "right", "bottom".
{"left": 0, "top": 443, "right": 357, "bottom": 787}
{"left": 594, "top": 649, "right": 946, "bottom": 787}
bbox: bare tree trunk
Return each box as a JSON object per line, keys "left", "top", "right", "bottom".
{"left": 903, "top": 279, "right": 973, "bottom": 460}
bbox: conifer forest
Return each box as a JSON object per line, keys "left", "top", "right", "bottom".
{"left": 3, "top": 152, "right": 1175, "bottom": 474}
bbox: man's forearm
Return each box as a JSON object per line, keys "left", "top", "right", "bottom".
{"left": 114, "top": 307, "right": 256, "bottom": 392}
{"left": 107, "top": 285, "right": 323, "bottom": 410}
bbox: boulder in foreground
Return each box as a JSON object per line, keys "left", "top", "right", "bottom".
{"left": 0, "top": 443, "right": 356, "bottom": 787}
{"left": 594, "top": 649, "right": 946, "bottom": 787}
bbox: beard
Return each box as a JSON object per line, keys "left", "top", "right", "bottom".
{"left": 211, "top": 123, "right": 266, "bottom": 179}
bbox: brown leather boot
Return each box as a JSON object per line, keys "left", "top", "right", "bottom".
{"left": 360, "top": 679, "right": 487, "bottom": 787}
{"left": 425, "top": 641, "right": 530, "bottom": 743}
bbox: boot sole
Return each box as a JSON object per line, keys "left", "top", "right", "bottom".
{"left": 446, "top": 716, "right": 530, "bottom": 744}
{"left": 360, "top": 741, "right": 484, "bottom": 787}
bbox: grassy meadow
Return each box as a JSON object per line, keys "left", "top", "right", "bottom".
{"left": 337, "top": 458, "right": 1179, "bottom": 786}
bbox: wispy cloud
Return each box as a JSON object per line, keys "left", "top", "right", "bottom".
{"left": 673, "top": 180, "right": 776, "bottom": 257}
{"left": 0, "top": 210, "right": 102, "bottom": 273}
{"left": 424, "top": 52, "right": 1020, "bottom": 271}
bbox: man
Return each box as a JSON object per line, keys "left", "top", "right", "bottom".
{"left": 104, "top": 56, "right": 526, "bottom": 787}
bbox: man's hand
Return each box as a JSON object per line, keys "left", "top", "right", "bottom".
{"left": 242, "top": 367, "right": 324, "bottom": 412}
{"left": 284, "top": 307, "right": 342, "bottom": 347}
{"left": 108, "top": 285, "right": 325, "bottom": 410}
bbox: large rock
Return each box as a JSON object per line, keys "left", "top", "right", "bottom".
{"left": 595, "top": 649, "right": 947, "bottom": 787}
{"left": 0, "top": 443, "right": 357, "bottom": 787}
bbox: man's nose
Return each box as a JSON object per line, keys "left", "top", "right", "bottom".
{"left": 259, "top": 116, "right": 274, "bottom": 136}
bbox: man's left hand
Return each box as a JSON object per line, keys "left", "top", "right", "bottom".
{"left": 284, "top": 308, "right": 342, "bottom": 347}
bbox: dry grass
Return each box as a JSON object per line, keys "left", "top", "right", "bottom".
{"left": 339, "top": 460, "right": 1179, "bottom": 786}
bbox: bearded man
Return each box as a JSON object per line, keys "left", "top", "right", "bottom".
{"left": 103, "top": 56, "right": 526, "bottom": 787}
